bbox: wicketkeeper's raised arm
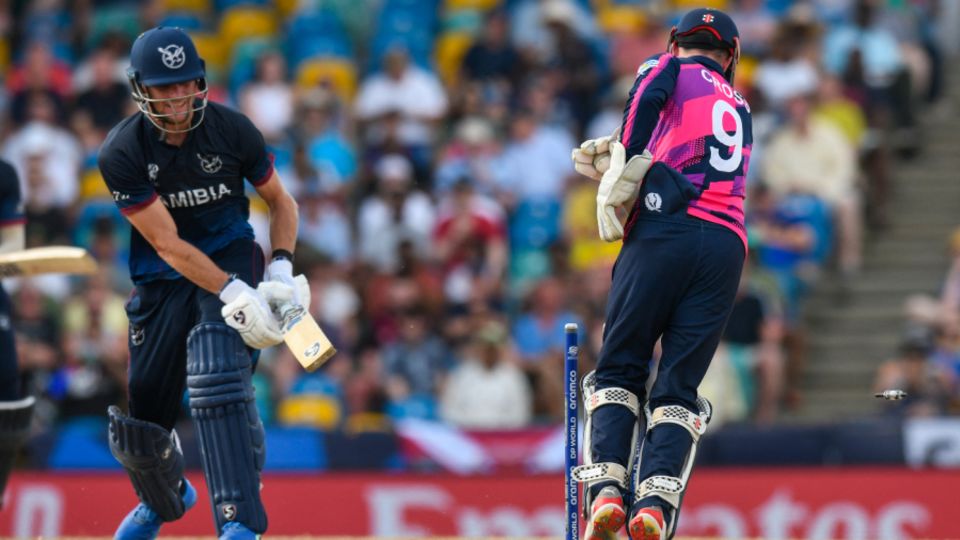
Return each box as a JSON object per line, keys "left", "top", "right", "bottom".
{"left": 618, "top": 54, "right": 679, "bottom": 159}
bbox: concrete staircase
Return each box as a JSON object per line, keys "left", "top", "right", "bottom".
{"left": 788, "top": 84, "right": 960, "bottom": 422}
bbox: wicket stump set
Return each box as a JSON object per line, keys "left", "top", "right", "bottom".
{"left": 564, "top": 323, "right": 579, "bottom": 540}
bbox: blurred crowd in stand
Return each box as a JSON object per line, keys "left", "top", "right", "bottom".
{"left": 0, "top": 0, "right": 958, "bottom": 443}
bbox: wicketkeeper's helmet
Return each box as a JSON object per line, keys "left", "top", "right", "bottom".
{"left": 127, "top": 27, "right": 208, "bottom": 134}
{"left": 667, "top": 8, "right": 741, "bottom": 84}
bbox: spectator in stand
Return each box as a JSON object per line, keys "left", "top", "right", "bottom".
{"left": 239, "top": 51, "right": 294, "bottom": 144}
{"left": 762, "top": 82, "right": 862, "bottom": 282}
{"left": 357, "top": 154, "right": 436, "bottom": 273}
{"left": 58, "top": 272, "right": 127, "bottom": 420}
{"left": 381, "top": 303, "right": 452, "bottom": 398}
{"left": 729, "top": 0, "right": 779, "bottom": 57}
{"left": 511, "top": 276, "right": 581, "bottom": 421}
{"left": 434, "top": 117, "right": 502, "bottom": 196}
{"left": 874, "top": 328, "right": 951, "bottom": 417}
{"left": 462, "top": 9, "right": 524, "bottom": 88}
{"left": 432, "top": 177, "right": 507, "bottom": 306}
{"left": 6, "top": 41, "right": 71, "bottom": 126}
{"left": 493, "top": 106, "right": 574, "bottom": 209}
{"left": 440, "top": 320, "right": 531, "bottom": 429}
{"left": 355, "top": 45, "right": 448, "bottom": 176}
{"left": 11, "top": 281, "right": 61, "bottom": 429}
{"left": 720, "top": 263, "right": 786, "bottom": 423}
{"left": 72, "top": 47, "right": 132, "bottom": 135}
{"left": 752, "top": 23, "right": 820, "bottom": 110}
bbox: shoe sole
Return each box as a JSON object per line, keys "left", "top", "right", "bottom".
{"left": 629, "top": 513, "right": 663, "bottom": 540}
{"left": 585, "top": 502, "right": 626, "bottom": 540}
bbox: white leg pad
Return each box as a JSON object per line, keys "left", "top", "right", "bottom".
{"left": 577, "top": 371, "right": 641, "bottom": 493}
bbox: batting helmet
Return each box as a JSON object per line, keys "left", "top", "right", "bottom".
{"left": 667, "top": 8, "right": 741, "bottom": 84}
{"left": 127, "top": 27, "right": 208, "bottom": 134}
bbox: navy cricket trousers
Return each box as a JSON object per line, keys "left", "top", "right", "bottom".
{"left": 124, "top": 238, "right": 265, "bottom": 430}
{"left": 590, "top": 177, "right": 745, "bottom": 502}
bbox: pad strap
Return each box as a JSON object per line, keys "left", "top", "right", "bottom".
{"left": 636, "top": 475, "right": 683, "bottom": 508}
{"left": 585, "top": 387, "right": 640, "bottom": 416}
{"left": 571, "top": 462, "right": 629, "bottom": 488}
{"left": 647, "top": 405, "right": 707, "bottom": 443}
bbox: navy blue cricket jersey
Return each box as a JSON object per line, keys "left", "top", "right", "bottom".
{"left": 0, "top": 159, "right": 24, "bottom": 229}
{"left": 98, "top": 102, "right": 274, "bottom": 284}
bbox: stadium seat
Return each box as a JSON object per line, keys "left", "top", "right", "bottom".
{"left": 287, "top": 34, "right": 353, "bottom": 69}
{"left": 441, "top": 8, "right": 484, "bottom": 34}
{"left": 158, "top": 12, "right": 207, "bottom": 31}
{"left": 277, "top": 394, "right": 343, "bottom": 431}
{"left": 228, "top": 37, "right": 277, "bottom": 96}
{"left": 444, "top": 0, "right": 502, "bottom": 10}
{"left": 596, "top": 5, "right": 646, "bottom": 34}
{"left": 48, "top": 418, "right": 121, "bottom": 470}
{"left": 434, "top": 31, "right": 474, "bottom": 88}
{"left": 188, "top": 31, "right": 227, "bottom": 73}
{"left": 295, "top": 57, "right": 357, "bottom": 102}
{"left": 214, "top": 0, "right": 269, "bottom": 11}
{"left": 163, "top": 0, "right": 212, "bottom": 15}
{"left": 671, "top": 0, "right": 728, "bottom": 9}
{"left": 218, "top": 6, "right": 277, "bottom": 52}
{"left": 79, "top": 168, "right": 110, "bottom": 201}
{"left": 85, "top": 5, "right": 141, "bottom": 50}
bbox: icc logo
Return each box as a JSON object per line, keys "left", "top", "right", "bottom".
{"left": 645, "top": 192, "right": 662, "bottom": 212}
{"left": 158, "top": 44, "right": 186, "bottom": 69}
{"left": 198, "top": 153, "right": 223, "bottom": 174}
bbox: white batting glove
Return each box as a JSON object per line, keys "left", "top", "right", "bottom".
{"left": 265, "top": 258, "right": 301, "bottom": 305}
{"left": 258, "top": 274, "right": 311, "bottom": 314}
{"left": 572, "top": 127, "right": 620, "bottom": 181}
{"left": 219, "top": 277, "right": 284, "bottom": 349}
{"left": 596, "top": 141, "right": 653, "bottom": 242}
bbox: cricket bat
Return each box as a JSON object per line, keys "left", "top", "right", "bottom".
{"left": 278, "top": 302, "right": 336, "bottom": 372}
{"left": 0, "top": 246, "right": 98, "bottom": 278}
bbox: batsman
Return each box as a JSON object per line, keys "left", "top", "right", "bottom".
{"left": 98, "top": 27, "right": 309, "bottom": 539}
{"left": 571, "top": 8, "right": 751, "bottom": 540}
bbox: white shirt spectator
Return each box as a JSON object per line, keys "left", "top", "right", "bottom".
{"left": 494, "top": 119, "right": 574, "bottom": 201}
{"left": 440, "top": 355, "right": 532, "bottom": 429}
{"left": 357, "top": 155, "right": 436, "bottom": 272}
{"left": 355, "top": 52, "right": 448, "bottom": 146}
{"left": 2, "top": 121, "right": 80, "bottom": 209}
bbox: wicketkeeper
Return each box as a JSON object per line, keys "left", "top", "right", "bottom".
{"left": 571, "top": 8, "right": 752, "bottom": 540}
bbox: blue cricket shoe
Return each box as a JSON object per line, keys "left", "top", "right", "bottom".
{"left": 114, "top": 477, "right": 197, "bottom": 540}
{"left": 220, "top": 521, "right": 260, "bottom": 539}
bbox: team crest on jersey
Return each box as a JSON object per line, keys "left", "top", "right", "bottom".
{"left": 130, "top": 325, "right": 145, "bottom": 346}
{"left": 158, "top": 45, "right": 185, "bottom": 69}
{"left": 147, "top": 163, "right": 159, "bottom": 184}
{"left": 637, "top": 59, "right": 659, "bottom": 76}
{"left": 645, "top": 192, "right": 662, "bottom": 212}
{"left": 197, "top": 153, "right": 222, "bottom": 174}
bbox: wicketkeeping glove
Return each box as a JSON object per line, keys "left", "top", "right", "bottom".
{"left": 219, "top": 277, "right": 284, "bottom": 349}
{"left": 572, "top": 127, "right": 620, "bottom": 181}
{"left": 596, "top": 141, "right": 653, "bottom": 242}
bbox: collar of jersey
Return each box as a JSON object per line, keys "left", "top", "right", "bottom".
{"left": 688, "top": 55, "right": 725, "bottom": 78}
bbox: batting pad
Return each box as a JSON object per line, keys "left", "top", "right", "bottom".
{"left": 0, "top": 397, "right": 33, "bottom": 508}
{"left": 107, "top": 405, "right": 187, "bottom": 521}
{"left": 187, "top": 323, "right": 267, "bottom": 534}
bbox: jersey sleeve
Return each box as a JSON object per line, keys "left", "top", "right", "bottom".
{"left": 98, "top": 145, "right": 157, "bottom": 216}
{"left": 620, "top": 53, "right": 680, "bottom": 159}
{"left": 0, "top": 160, "right": 24, "bottom": 226}
{"left": 235, "top": 113, "right": 275, "bottom": 187}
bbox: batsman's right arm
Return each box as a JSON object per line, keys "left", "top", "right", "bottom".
{"left": 124, "top": 198, "right": 232, "bottom": 294}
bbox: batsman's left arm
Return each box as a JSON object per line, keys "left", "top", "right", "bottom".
{"left": 254, "top": 170, "right": 299, "bottom": 255}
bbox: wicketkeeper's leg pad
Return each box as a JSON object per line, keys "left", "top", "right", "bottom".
{"left": 633, "top": 396, "right": 713, "bottom": 538}
{"left": 108, "top": 405, "right": 188, "bottom": 522}
{"left": 572, "top": 370, "right": 641, "bottom": 517}
{"left": 187, "top": 323, "right": 267, "bottom": 534}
